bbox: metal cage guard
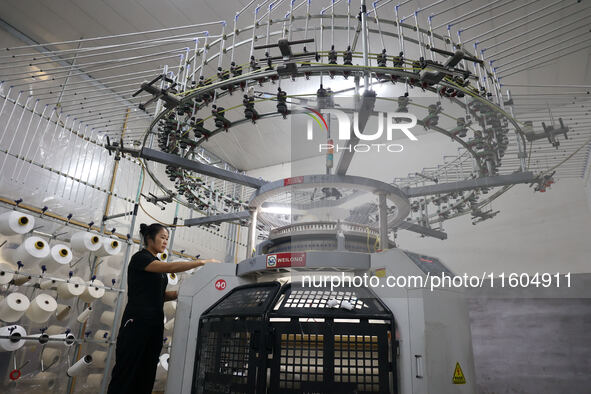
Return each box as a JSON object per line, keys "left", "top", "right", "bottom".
{"left": 192, "top": 281, "right": 398, "bottom": 394}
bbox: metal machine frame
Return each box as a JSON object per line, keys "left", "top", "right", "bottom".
{"left": 167, "top": 248, "right": 476, "bottom": 394}
{"left": 191, "top": 281, "right": 397, "bottom": 394}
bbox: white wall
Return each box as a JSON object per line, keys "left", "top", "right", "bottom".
{"left": 585, "top": 160, "right": 591, "bottom": 214}
{"left": 398, "top": 178, "right": 591, "bottom": 275}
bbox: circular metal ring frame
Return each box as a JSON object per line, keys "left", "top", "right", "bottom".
{"left": 249, "top": 174, "right": 411, "bottom": 228}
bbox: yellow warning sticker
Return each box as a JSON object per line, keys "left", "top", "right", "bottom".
{"left": 374, "top": 268, "right": 386, "bottom": 278}
{"left": 452, "top": 362, "right": 466, "bottom": 384}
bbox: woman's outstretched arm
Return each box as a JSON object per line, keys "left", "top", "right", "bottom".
{"left": 145, "top": 258, "right": 220, "bottom": 273}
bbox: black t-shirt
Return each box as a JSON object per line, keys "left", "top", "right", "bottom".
{"left": 123, "top": 248, "right": 167, "bottom": 324}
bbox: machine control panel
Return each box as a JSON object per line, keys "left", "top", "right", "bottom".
{"left": 404, "top": 251, "right": 454, "bottom": 276}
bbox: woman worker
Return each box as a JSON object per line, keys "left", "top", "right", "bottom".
{"left": 107, "top": 223, "right": 219, "bottom": 394}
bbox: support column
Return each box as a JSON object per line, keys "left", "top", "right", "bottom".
{"left": 246, "top": 208, "right": 257, "bottom": 259}
{"left": 166, "top": 202, "right": 181, "bottom": 261}
{"left": 360, "top": 0, "right": 370, "bottom": 89}
{"left": 378, "top": 192, "right": 388, "bottom": 251}
{"left": 69, "top": 109, "right": 129, "bottom": 394}
{"left": 99, "top": 169, "right": 144, "bottom": 394}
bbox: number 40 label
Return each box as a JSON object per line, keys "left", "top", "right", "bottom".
{"left": 215, "top": 279, "right": 227, "bottom": 291}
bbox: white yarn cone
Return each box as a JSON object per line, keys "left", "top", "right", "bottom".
{"left": 12, "top": 274, "right": 31, "bottom": 286}
{"left": 45, "top": 325, "right": 64, "bottom": 336}
{"left": 39, "top": 279, "right": 57, "bottom": 290}
{"left": 86, "top": 373, "right": 103, "bottom": 387}
{"left": 167, "top": 273, "right": 179, "bottom": 286}
{"left": 25, "top": 293, "right": 57, "bottom": 323}
{"left": 12, "top": 237, "right": 50, "bottom": 266}
{"left": 163, "top": 301, "right": 176, "bottom": 318}
{"left": 164, "top": 318, "right": 175, "bottom": 332}
{"left": 0, "top": 262, "right": 15, "bottom": 285}
{"left": 159, "top": 353, "right": 170, "bottom": 371}
{"left": 0, "top": 211, "right": 34, "bottom": 235}
{"left": 91, "top": 350, "right": 107, "bottom": 368}
{"left": 99, "top": 310, "right": 115, "bottom": 326}
{"left": 66, "top": 354, "right": 93, "bottom": 377}
{"left": 56, "top": 276, "right": 86, "bottom": 299}
{"left": 80, "top": 279, "right": 105, "bottom": 303}
{"left": 94, "top": 329, "right": 110, "bottom": 346}
{"left": 0, "top": 325, "right": 27, "bottom": 351}
{"left": 94, "top": 238, "right": 122, "bottom": 257}
{"left": 101, "top": 292, "right": 119, "bottom": 308}
{"left": 70, "top": 232, "right": 101, "bottom": 253}
{"left": 55, "top": 304, "right": 71, "bottom": 321}
{"left": 157, "top": 249, "right": 169, "bottom": 261}
{"left": 40, "top": 244, "right": 72, "bottom": 271}
{"left": 76, "top": 306, "right": 92, "bottom": 323}
{"left": 0, "top": 292, "right": 30, "bottom": 322}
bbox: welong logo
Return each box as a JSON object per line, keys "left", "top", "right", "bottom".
{"left": 266, "top": 254, "right": 277, "bottom": 267}
{"left": 305, "top": 108, "right": 418, "bottom": 153}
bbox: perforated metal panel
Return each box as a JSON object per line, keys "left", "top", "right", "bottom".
{"left": 271, "top": 284, "right": 392, "bottom": 319}
{"left": 220, "top": 332, "right": 251, "bottom": 379}
{"left": 334, "top": 334, "right": 382, "bottom": 392}
{"left": 278, "top": 333, "right": 325, "bottom": 390}
{"left": 282, "top": 289, "right": 369, "bottom": 310}
{"left": 193, "top": 319, "right": 266, "bottom": 394}
{"left": 268, "top": 322, "right": 393, "bottom": 394}
{"left": 199, "top": 331, "right": 218, "bottom": 376}
{"left": 193, "top": 283, "right": 281, "bottom": 393}
{"left": 204, "top": 282, "right": 281, "bottom": 317}
{"left": 192, "top": 282, "right": 397, "bottom": 394}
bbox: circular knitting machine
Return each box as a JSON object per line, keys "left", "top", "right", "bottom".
{"left": 125, "top": 2, "right": 576, "bottom": 394}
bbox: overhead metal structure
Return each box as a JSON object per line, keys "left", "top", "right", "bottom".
{"left": 114, "top": 0, "right": 586, "bottom": 241}
{"left": 0, "top": 2, "right": 589, "bottom": 394}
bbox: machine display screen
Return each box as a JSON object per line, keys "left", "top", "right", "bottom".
{"left": 404, "top": 251, "right": 454, "bottom": 276}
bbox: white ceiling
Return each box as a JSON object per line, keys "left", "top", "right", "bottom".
{"left": 0, "top": 0, "right": 589, "bottom": 176}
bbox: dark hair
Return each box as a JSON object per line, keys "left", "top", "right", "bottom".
{"left": 139, "top": 223, "right": 168, "bottom": 246}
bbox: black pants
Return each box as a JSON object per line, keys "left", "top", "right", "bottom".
{"left": 107, "top": 314, "right": 164, "bottom": 394}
